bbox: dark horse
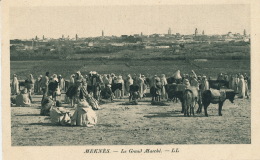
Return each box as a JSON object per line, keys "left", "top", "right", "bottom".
{"left": 129, "top": 85, "right": 139, "bottom": 102}
{"left": 198, "top": 89, "right": 236, "bottom": 117}
{"left": 165, "top": 84, "right": 185, "bottom": 112}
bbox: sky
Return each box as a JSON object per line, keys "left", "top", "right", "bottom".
{"left": 9, "top": 5, "right": 250, "bottom": 39}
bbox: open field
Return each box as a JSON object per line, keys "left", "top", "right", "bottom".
{"left": 11, "top": 94, "right": 251, "bottom": 146}
{"left": 11, "top": 59, "right": 250, "bottom": 80}
{"left": 10, "top": 58, "right": 251, "bottom": 145}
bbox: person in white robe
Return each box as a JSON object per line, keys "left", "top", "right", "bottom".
{"left": 183, "top": 79, "right": 190, "bottom": 87}
{"left": 160, "top": 74, "right": 168, "bottom": 99}
{"left": 117, "top": 75, "right": 125, "bottom": 98}
{"left": 58, "top": 75, "right": 65, "bottom": 92}
{"left": 11, "top": 74, "right": 19, "bottom": 95}
{"left": 141, "top": 75, "right": 147, "bottom": 97}
{"left": 125, "top": 74, "right": 133, "bottom": 96}
{"left": 137, "top": 74, "right": 144, "bottom": 98}
{"left": 201, "top": 76, "right": 209, "bottom": 92}
{"left": 238, "top": 75, "right": 246, "bottom": 98}
{"left": 71, "top": 100, "right": 97, "bottom": 127}
{"left": 233, "top": 74, "right": 239, "bottom": 93}
{"left": 15, "top": 88, "right": 31, "bottom": 107}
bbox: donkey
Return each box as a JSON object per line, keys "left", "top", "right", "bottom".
{"left": 199, "top": 89, "right": 236, "bottom": 117}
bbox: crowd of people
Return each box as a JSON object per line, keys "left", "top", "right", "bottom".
{"left": 11, "top": 70, "right": 250, "bottom": 104}
{"left": 10, "top": 70, "right": 250, "bottom": 126}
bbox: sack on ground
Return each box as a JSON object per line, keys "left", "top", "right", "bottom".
{"left": 50, "top": 107, "right": 71, "bottom": 125}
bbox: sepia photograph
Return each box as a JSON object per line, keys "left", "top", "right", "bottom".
{"left": 2, "top": 0, "right": 260, "bottom": 159}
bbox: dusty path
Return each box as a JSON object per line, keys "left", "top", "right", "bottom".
{"left": 11, "top": 95, "right": 251, "bottom": 146}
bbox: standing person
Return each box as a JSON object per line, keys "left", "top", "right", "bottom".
{"left": 11, "top": 74, "right": 19, "bottom": 95}
{"left": 91, "top": 72, "right": 102, "bottom": 101}
{"left": 238, "top": 75, "right": 246, "bottom": 98}
{"left": 117, "top": 75, "right": 125, "bottom": 99}
{"left": 41, "top": 72, "right": 50, "bottom": 96}
{"left": 229, "top": 74, "right": 234, "bottom": 90}
{"left": 197, "top": 75, "right": 202, "bottom": 84}
{"left": 150, "top": 75, "right": 157, "bottom": 88}
{"left": 224, "top": 74, "right": 229, "bottom": 81}
{"left": 111, "top": 73, "right": 116, "bottom": 84}
{"left": 75, "top": 72, "right": 83, "bottom": 86}
{"left": 67, "top": 71, "right": 86, "bottom": 107}
{"left": 37, "top": 75, "right": 43, "bottom": 94}
{"left": 183, "top": 79, "right": 190, "bottom": 87}
{"left": 50, "top": 74, "right": 61, "bottom": 101}
{"left": 160, "top": 74, "right": 168, "bottom": 99}
{"left": 173, "top": 70, "right": 182, "bottom": 84}
{"left": 244, "top": 73, "right": 250, "bottom": 91}
{"left": 52, "top": 74, "right": 58, "bottom": 82}
{"left": 87, "top": 72, "right": 93, "bottom": 95}
{"left": 200, "top": 76, "right": 209, "bottom": 93}
{"left": 245, "top": 79, "right": 250, "bottom": 99}
{"left": 137, "top": 74, "right": 144, "bottom": 98}
{"left": 107, "top": 74, "right": 113, "bottom": 85}
{"left": 132, "top": 74, "right": 138, "bottom": 86}
{"left": 84, "top": 75, "right": 89, "bottom": 91}
{"left": 142, "top": 75, "right": 148, "bottom": 97}
{"left": 190, "top": 76, "right": 199, "bottom": 89}
{"left": 217, "top": 73, "right": 224, "bottom": 80}
{"left": 113, "top": 76, "right": 119, "bottom": 98}
{"left": 125, "top": 74, "right": 133, "bottom": 96}
{"left": 58, "top": 75, "right": 65, "bottom": 92}
{"left": 190, "top": 70, "right": 199, "bottom": 90}
{"left": 69, "top": 74, "right": 75, "bottom": 87}
{"left": 82, "top": 75, "right": 88, "bottom": 92}
{"left": 65, "top": 74, "right": 75, "bottom": 103}
{"left": 25, "top": 74, "right": 35, "bottom": 103}
{"left": 34, "top": 75, "right": 39, "bottom": 94}
{"left": 233, "top": 74, "right": 239, "bottom": 93}
{"left": 154, "top": 77, "right": 162, "bottom": 101}
{"left": 102, "top": 74, "right": 109, "bottom": 86}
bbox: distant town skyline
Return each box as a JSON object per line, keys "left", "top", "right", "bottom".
{"left": 10, "top": 5, "right": 250, "bottom": 39}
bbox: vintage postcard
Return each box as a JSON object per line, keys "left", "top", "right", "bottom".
{"left": 1, "top": 0, "right": 260, "bottom": 159}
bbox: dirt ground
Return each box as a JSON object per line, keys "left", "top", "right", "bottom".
{"left": 11, "top": 93, "right": 251, "bottom": 146}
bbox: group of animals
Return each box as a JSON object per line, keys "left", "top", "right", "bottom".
{"left": 18, "top": 75, "right": 236, "bottom": 117}
{"left": 153, "top": 78, "right": 235, "bottom": 117}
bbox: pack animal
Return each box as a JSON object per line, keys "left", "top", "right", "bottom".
{"left": 198, "top": 89, "right": 236, "bottom": 116}
{"left": 183, "top": 89, "right": 196, "bottom": 116}
{"left": 165, "top": 84, "right": 185, "bottom": 112}
{"left": 165, "top": 84, "right": 202, "bottom": 114}
{"left": 129, "top": 85, "right": 140, "bottom": 102}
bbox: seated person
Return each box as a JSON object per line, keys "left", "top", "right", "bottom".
{"left": 40, "top": 95, "right": 54, "bottom": 116}
{"left": 15, "top": 88, "right": 31, "bottom": 107}
{"left": 71, "top": 100, "right": 97, "bottom": 127}
{"left": 101, "top": 84, "right": 113, "bottom": 100}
